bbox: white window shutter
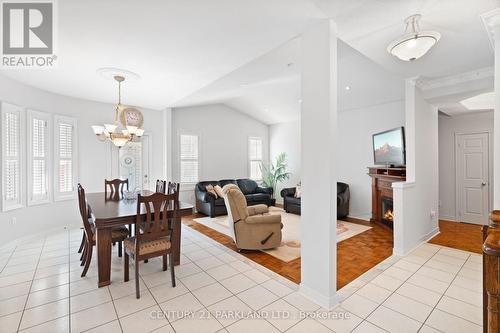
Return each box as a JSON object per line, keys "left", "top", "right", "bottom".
{"left": 1, "top": 103, "right": 24, "bottom": 211}
{"left": 249, "top": 137, "right": 263, "bottom": 180}
{"left": 28, "top": 110, "right": 51, "bottom": 205}
{"left": 180, "top": 134, "right": 199, "bottom": 183}
{"left": 54, "top": 116, "right": 77, "bottom": 200}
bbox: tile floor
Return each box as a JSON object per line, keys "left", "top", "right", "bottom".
{"left": 0, "top": 225, "right": 483, "bottom": 333}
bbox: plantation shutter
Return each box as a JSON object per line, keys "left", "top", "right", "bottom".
{"left": 249, "top": 137, "right": 262, "bottom": 180}
{"left": 28, "top": 110, "right": 50, "bottom": 205}
{"left": 180, "top": 134, "right": 199, "bottom": 183}
{"left": 55, "top": 116, "right": 77, "bottom": 199}
{"left": 1, "top": 104, "right": 23, "bottom": 211}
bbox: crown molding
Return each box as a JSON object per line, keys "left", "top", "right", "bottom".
{"left": 480, "top": 8, "right": 500, "bottom": 51}
{"left": 416, "top": 67, "right": 494, "bottom": 91}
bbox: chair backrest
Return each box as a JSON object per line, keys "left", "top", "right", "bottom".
{"left": 167, "top": 181, "right": 180, "bottom": 200}
{"left": 77, "top": 184, "right": 94, "bottom": 239}
{"left": 105, "top": 179, "right": 128, "bottom": 196}
{"left": 135, "top": 192, "right": 177, "bottom": 243}
{"left": 222, "top": 184, "right": 247, "bottom": 239}
{"left": 156, "top": 180, "right": 166, "bottom": 194}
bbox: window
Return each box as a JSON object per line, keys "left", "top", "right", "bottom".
{"left": 1, "top": 103, "right": 24, "bottom": 211}
{"left": 54, "top": 116, "right": 77, "bottom": 200}
{"left": 28, "top": 110, "right": 51, "bottom": 205}
{"left": 180, "top": 134, "right": 199, "bottom": 183}
{"left": 249, "top": 137, "right": 263, "bottom": 180}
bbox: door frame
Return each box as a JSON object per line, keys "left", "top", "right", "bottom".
{"left": 454, "top": 131, "right": 493, "bottom": 224}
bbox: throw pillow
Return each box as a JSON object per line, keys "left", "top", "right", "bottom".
{"left": 214, "top": 185, "right": 224, "bottom": 198}
{"left": 205, "top": 185, "right": 218, "bottom": 198}
{"left": 294, "top": 185, "right": 301, "bottom": 198}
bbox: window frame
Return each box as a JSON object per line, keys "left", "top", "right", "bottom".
{"left": 248, "top": 136, "right": 263, "bottom": 181}
{"left": 0, "top": 102, "right": 26, "bottom": 212}
{"left": 53, "top": 115, "right": 78, "bottom": 201}
{"left": 178, "top": 131, "right": 200, "bottom": 185}
{"left": 27, "top": 109, "right": 52, "bottom": 206}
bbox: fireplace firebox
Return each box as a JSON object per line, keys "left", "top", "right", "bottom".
{"left": 381, "top": 197, "right": 394, "bottom": 227}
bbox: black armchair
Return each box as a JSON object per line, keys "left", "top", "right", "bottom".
{"left": 281, "top": 182, "right": 350, "bottom": 218}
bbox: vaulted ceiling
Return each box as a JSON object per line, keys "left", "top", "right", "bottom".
{"left": 0, "top": 0, "right": 497, "bottom": 121}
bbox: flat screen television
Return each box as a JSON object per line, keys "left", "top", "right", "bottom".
{"left": 372, "top": 127, "right": 406, "bottom": 166}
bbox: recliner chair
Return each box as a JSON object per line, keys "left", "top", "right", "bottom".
{"left": 222, "top": 184, "right": 282, "bottom": 251}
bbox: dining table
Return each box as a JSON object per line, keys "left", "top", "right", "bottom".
{"left": 86, "top": 191, "right": 194, "bottom": 287}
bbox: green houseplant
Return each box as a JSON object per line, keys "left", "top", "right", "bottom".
{"left": 260, "top": 152, "right": 291, "bottom": 198}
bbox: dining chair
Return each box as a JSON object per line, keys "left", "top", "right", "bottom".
{"left": 155, "top": 180, "right": 167, "bottom": 193}
{"left": 78, "top": 184, "right": 130, "bottom": 277}
{"left": 105, "top": 178, "right": 129, "bottom": 196}
{"left": 167, "top": 181, "right": 180, "bottom": 197}
{"left": 124, "top": 192, "right": 178, "bottom": 298}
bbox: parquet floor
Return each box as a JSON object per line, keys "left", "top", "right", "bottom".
{"left": 183, "top": 215, "right": 483, "bottom": 290}
{"left": 428, "top": 219, "right": 483, "bottom": 254}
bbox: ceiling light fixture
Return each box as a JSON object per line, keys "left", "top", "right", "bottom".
{"left": 387, "top": 14, "right": 440, "bottom": 61}
{"left": 91, "top": 75, "right": 144, "bottom": 147}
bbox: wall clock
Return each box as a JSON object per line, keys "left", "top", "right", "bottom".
{"left": 120, "top": 107, "right": 144, "bottom": 128}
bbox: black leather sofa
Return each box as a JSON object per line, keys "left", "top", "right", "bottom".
{"left": 280, "top": 182, "right": 350, "bottom": 218}
{"left": 195, "top": 179, "right": 273, "bottom": 217}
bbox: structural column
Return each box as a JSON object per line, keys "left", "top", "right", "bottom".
{"left": 163, "top": 108, "right": 173, "bottom": 181}
{"left": 300, "top": 19, "right": 339, "bottom": 309}
{"left": 494, "top": 21, "right": 500, "bottom": 209}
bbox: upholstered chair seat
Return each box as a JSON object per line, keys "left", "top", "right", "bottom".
{"left": 124, "top": 237, "right": 171, "bottom": 256}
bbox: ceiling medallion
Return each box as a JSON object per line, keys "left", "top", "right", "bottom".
{"left": 91, "top": 75, "right": 144, "bottom": 147}
{"left": 387, "top": 14, "right": 441, "bottom": 61}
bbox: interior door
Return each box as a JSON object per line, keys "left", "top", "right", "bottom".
{"left": 118, "top": 135, "right": 150, "bottom": 190}
{"left": 456, "top": 133, "right": 489, "bottom": 225}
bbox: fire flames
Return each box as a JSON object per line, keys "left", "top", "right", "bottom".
{"left": 384, "top": 209, "right": 394, "bottom": 221}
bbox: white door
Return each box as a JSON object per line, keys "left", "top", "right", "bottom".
{"left": 456, "top": 133, "right": 490, "bottom": 225}
{"left": 118, "top": 135, "right": 151, "bottom": 190}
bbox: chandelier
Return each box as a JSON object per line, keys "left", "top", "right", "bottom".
{"left": 387, "top": 14, "right": 441, "bottom": 62}
{"left": 91, "top": 75, "right": 144, "bottom": 147}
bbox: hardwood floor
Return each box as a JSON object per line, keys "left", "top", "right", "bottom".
{"left": 183, "top": 215, "right": 483, "bottom": 290}
{"left": 428, "top": 219, "right": 483, "bottom": 254}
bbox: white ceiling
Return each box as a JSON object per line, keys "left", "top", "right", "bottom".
{"left": 175, "top": 38, "right": 405, "bottom": 124}
{"left": 0, "top": 0, "right": 324, "bottom": 110}
{"left": 0, "top": 0, "right": 497, "bottom": 121}
{"left": 312, "top": 0, "right": 498, "bottom": 79}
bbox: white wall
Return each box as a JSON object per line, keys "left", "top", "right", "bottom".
{"left": 171, "top": 104, "right": 269, "bottom": 206}
{"left": 0, "top": 74, "right": 165, "bottom": 244}
{"left": 439, "top": 111, "right": 494, "bottom": 221}
{"left": 338, "top": 101, "right": 405, "bottom": 219}
{"left": 393, "top": 81, "right": 439, "bottom": 255}
{"left": 269, "top": 120, "right": 301, "bottom": 203}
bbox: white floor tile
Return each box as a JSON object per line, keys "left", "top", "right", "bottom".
{"left": 226, "top": 317, "right": 280, "bottom": 333}
{"left": 26, "top": 284, "right": 69, "bottom": 309}
{"left": 261, "top": 279, "right": 294, "bottom": 297}
{"left": 356, "top": 283, "right": 392, "bottom": 304}
{"left": 18, "top": 316, "right": 69, "bottom": 333}
{"left": 395, "top": 283, "right": 441, "bottom": 307}
{"left": 219, "top": 274, "right": 257, "bottom": 294}
{"left": 261, "top": 299, "right": 302, "bottom": 331}
{"left": 171, "top": 309, "right": 223, "bottom": 333}
{"left": 0, "top": 311, "right": 23, "bottom": 333}
{"left": 425, "top": 309, "right": 482, "bottom": 333}
{"left": 352, "top": 320, "right": 387, "bottom": 333}
{"left": 406, "top": 274, "right": 449, "bottom": 294}
{"left": 119, "top": 305, "right": 169, "bottom": 333}
{"left": 445, "top": 284, "right": 482, "bottom": 307}
{"left": 0, "top": 294, "right": 28, "bottom": 317}
{"left": 159, "top": 292, "right": 204, "bottom": 322}
{"left": 113, "top": 289, "right": 156, "bottom": 318}
{"left": 314, "top": 307, "right": 363, "bottom": 333}
{"left": 236, "top": 285, "right": 279, "bottom": 310}
{"left": 20, "top": 298, "right": 69, "bottom": 330}
{"left": 436, "top": 296, "right": 482, "bottom": 326}
{"left": 341, "top": 294, "right": 379, "bottom": 319}
{"left": 367, "top": 306, "right": 421, "bottom": 333}
{"left": 192, "top": 282, "right": 232, "bottom": 307}
{"left": 149, "top": 280, "right": 189, "bottom": 303}
{"left": 180, "top": 271, "right": 216, "bottom": 291}
{"left": 383, "top": 293, "right": 433, "bottom": 322}
{"left": 70, "top": 301, "right": 117, "bottom": 332}
{"left": 207, "top": 295, "right": 252, "bottom": 327}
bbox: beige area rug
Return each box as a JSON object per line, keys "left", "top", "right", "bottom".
{"left": 193, "top": 207, "right": 371, "bottom": 262}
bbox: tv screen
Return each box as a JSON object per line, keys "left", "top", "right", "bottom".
{"left": 373, "top": 127, "right": 406, "bottom": 166}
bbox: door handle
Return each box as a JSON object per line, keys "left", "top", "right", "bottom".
{"left": 482, "top": 182, "right": 487, "bottom": 186}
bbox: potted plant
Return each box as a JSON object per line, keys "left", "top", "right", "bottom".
{"left": 260, "top": 152, "right": 291, "bottom": 199}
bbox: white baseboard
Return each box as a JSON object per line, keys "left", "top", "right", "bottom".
{"left": 393, "top": 227, "right": 440, "bottom": 256}
{"left": 299, "top": 283, "right": 340, "bottom": 310}
{"left": 346, "top": 214, "right": 371, "bottom": 221}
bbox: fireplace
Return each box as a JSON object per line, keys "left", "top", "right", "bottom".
{"left": 381, "top": 197, "right": 394, "bottom": 227}
{"left": 368, "top": 167, "right": 406, "bottom": 228}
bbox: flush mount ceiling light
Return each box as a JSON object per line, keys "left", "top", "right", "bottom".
{"left": 387, "top": 14, "right": 440, "bottom": 61}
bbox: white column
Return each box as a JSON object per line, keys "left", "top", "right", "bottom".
{"left": 163, "top": 108, "right": 173, "bottom": 181}
{"left": 300, "top": 19, "right": 339, "bottom": 309}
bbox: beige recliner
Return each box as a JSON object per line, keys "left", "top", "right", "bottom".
{"left": 222, "top": 184, "right": 282, "bottom": 250}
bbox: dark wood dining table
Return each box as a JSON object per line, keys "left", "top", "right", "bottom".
{"left": 86, "top": 191, "right": 194, "bottom": 287}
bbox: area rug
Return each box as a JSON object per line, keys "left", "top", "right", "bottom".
{"left": 192, "top": 207, "right": 371, "bottom": 262}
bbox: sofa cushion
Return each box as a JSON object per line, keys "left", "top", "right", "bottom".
{"left": 197, "top": 181, "right": 219, "bottom": 192}
{"left": 249, "top": 193, "right": 270, "bottom": 202}
{"left": 219, "top": 179, "right": 237, "bottom": 188}
{"left": 214, "top": 198, "right": 226, "bottom": 206}
{"left": 285, "top": 196, "right": 301, "bottom": 205}
{"left": 237, "top": 179, "right": 259, "bottom": 194}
